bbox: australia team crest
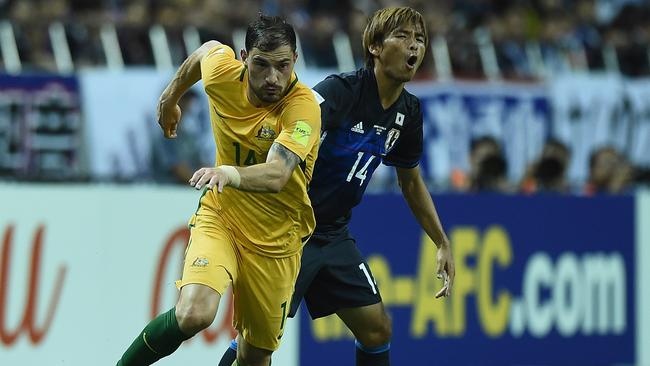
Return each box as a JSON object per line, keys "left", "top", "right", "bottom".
{"left": 256, "top": 124, "right": 276, "bottom": 141}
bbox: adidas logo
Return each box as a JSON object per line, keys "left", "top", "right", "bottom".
{"left": 351, "top": 122, "right": 365, "bottom": 134}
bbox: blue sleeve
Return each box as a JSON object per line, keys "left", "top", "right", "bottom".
{"left": 383, "top": 101, "right": 423, "bottom": 168}
{"left": 313, "top": 75, "right": 355, "bottom": 131}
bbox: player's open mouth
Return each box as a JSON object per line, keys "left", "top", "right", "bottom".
{"left": 406, "top": 55, "right": 418, "bottom": 69}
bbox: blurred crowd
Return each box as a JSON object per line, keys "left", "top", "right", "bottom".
{"left": 1, "top": 0, "right": 648, "bottom": 194}
{"left": 1, "top": 0, "right": 649, "bottom": 77}
{"left": 452, "top": 137, "right": 650, "bottom": 195}
{"left": 147, "top": 96, "right": 650, "bottom": 194}
{"left": 146, "top": 93, "right": 650, "bottom": 194}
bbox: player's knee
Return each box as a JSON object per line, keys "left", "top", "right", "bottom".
{"left": 358, "top": 313, "right": 392, "bottom": 347}
{"left": 237, "top": 347, "right": 272, "bottom": 366}
{"left": 373, "top": 314, "right": 392, "bottom": 345}
{"left": 175, "top": 302, "right": 215, "bottom": 335}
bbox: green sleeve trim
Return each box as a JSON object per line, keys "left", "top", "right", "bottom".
{"left": 285, "top": 77, "right": 298, "bottom": 95}
{"left": 238, "top": 65, "right": 247, "bottom": 81}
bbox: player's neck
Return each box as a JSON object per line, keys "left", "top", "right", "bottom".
{"left": 373, "top": 65, "right": 405, "bottom": 110}
{"left": 246, "top": 86, "right": 269, "bottom": 108}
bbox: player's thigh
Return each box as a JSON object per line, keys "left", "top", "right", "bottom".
{"left": 176, "top": 212, "right": 239, "bottom": 297}
{"left": 288, "top": 239, "right": 325, "bottom": 317}
{"left": 236, "top": 333, "right": 272, "bottom": 366}
{"left": 233, "top": 246, "right": 300, "bottom": 351}
{"left": 336, "top": 301, "right": 391, "bottom": 339}
{"left": 304, "top": 237, "right": 382, "bottom": 318}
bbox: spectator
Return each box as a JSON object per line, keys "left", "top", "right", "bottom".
{"left": 521, "top": 139, "right": 571, "bottom": 194}
{"left": 468, "top": 136, "right": 512, "bottom": 193}
{"left": 585, "top": 146, "right": 633, "bottom": 194}
{"left": 3, "top": 0, "right": 648, "bottom": 76}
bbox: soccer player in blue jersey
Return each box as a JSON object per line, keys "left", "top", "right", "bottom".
{"left": 219, "top": 7, "right": 454, "bottom": 366}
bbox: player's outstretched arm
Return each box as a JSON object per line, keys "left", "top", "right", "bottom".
{"left": 157, "top": 40, "right": 221, "bottom": 138}
{"left": 237, "top": 142, "right": 301, "bottom": 192}
{"left": 189, "top": 142, "right": 301, "bottom": 193}
{"left": 396, "top": 165, "right": 455, "bottom": 298}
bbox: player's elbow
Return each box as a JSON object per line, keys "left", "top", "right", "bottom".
{"left": 265, "top": 180, "right": 282, "bottom": 193}
{"left": 397, "top": 175, "right": 412, "bottom": 192}
{"left": 263, "top": 162, "right": 294, "bottom": 193}
{"left": 266, "top": 175, "right": 290, "bottom": 193}
{"left": 397, "top": 176, "right": 405, "bottom": 190}
{"left": 396, "top": 167, "right": 418, "bottom": 192}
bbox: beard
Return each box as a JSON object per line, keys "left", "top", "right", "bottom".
{"left": 252, "top": 85, "right": 284, "bottom": 104}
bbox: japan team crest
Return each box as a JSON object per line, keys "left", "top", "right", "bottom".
{"left": 385, "top": 128, "right": 400, "bottom": 153}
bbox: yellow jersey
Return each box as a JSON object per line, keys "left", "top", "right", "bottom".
{"left": 197, "top": 44, "right": 321, "bottom": 258}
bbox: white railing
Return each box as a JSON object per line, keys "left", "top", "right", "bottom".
{"left": 2, "top": 21, "right": 650, "bottom": 78}
{"left": 49, "top": 22, "right": 74, "bottom": 74}
{"left": 100, "top": 23, "right": 124, "bottom": 70}
{"left": 149, "top": 24, "right": 174, "bottom": 71}
{"left": 0, "top": 21, "right": 21, "bottom": 74}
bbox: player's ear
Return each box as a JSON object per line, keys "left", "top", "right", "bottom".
{"left": 368, "top": 43, "right": 381, "bottom": 57}
{"left": 240, "top": 49, "right": 248, "bottom": 62}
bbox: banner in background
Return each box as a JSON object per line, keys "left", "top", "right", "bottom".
{"left": 0, "top": 184, "right": 643, "bottom": 365}
{"left": 78, "top": 68, "right": 331, "bottom": 182}
{"left": 76, "top": 71, "right": 650, "bottom": 187}
{"left": 0, "top": 74, "right": 82, "bottom": 179}
{"left": 407, "top": 81, "right": 551, "bottom": 184}
{"left": 299, "top": 194, "right": 635, "bottom": 365}
{"left": 0, "top": 184, "right": 298, "bottom": 366}
{"left": 624, "top": 78, "right": 650, "bottom": 168}
{"left": 550, "top": 74, "right": 650, "bottom": 183}
{"left": 550, "top": 74, "right": 625, "bottom": 183}
{"left": 79, "top": 70, "right": 170, "bottom": 181}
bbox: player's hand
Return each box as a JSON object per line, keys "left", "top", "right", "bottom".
{"left": 189, "top": 167, "right": 232, "bottom": 192}
{"left": 157, "top": 99, "right": 181, "bottom": 139}
{"left": 435, "top": 241, "right": 455, "bottom": 298}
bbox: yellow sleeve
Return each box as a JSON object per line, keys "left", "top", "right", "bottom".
{"left": 200, "top": 44, "right": 238, "bottom": 88}
{"left": 275, "top": 95, "right": 321, "bottom": 161}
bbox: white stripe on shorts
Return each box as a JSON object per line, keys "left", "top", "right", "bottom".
{"left": 358, "top": 263, "right": 377, "bottom": 294}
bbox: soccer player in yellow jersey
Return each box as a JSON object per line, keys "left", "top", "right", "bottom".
{"left": 219, "top": 7, "right": 455, "bottom": 366}
{"left": 116, "top": 15, "right": 320, "bottom": 366}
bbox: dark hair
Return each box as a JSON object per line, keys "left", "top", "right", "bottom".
{"left": 543, "top": 138, "right": 570, "bottom": 156}
{"left": 363, "top": 7, "right": 427, "bottom": 68}
{"left": 589, "top": 146, "right": 618, "bottom": 171}
{"left": 475, "top": 155, "right": 507, "bottom": 191}
{"left": 470, "top": 135, "right": 500, "bottom": 153}
{"left": 245, "top": 14, "right": 297, "bottom": 53}
{"left": 534, "top": 157, "right": 565, "bottom": 183}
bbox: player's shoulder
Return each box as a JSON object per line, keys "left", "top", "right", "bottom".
{"left": 335, "top": 68, "right": 367, "bottom": 91}
{"left": 201, "top": 43, "right": 243, "bottom": 83}
{"left": 204, "top": 43, "right": 236, "bottom": 59}
{"left": 315, "top": 68, "right": 365, "bottom": 94}
{"left": 291, "top": 81, "right": 319, "bottom": 102}
{"left": 284, "top": 81, "right": 321, "bottom": 111}
{"left": 202, "top": 44, "right": 238, "bottom": 69}
{"left": 336, "top": 68, "right": 366, "bottom": 85}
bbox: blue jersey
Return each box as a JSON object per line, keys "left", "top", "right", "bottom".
{"left": 309, "top": 68, "right": 423, "bottom": 231}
